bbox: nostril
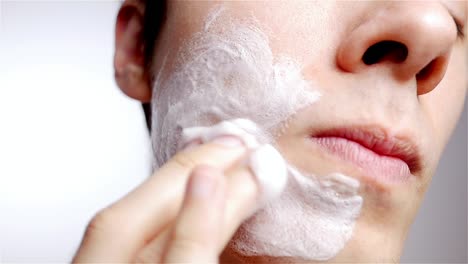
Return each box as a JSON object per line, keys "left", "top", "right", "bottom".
{"left": 416, "top": 59, "right": 437, "bottom": 81}
{"left": 362, "top": 41, "right": 408, "bottom": 65}
{"left": 415, "top": 57, "right": 446, "bottom": 95}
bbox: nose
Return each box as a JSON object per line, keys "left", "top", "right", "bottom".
{"left": 337, "top": 2, "right": 458, "bottom": 95}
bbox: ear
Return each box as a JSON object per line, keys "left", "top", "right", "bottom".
{"left": 114, "top": 0, "right": 152, "bottom": 102}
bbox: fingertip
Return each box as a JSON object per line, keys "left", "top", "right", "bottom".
{"left": 186, "top": 165, "right": 225, "bottom": 200}
{"left": 164, "top": 165, "right": 227, "bottom": 262}
{"left": 178, "top": 138, "right": 203, "bottom": 152}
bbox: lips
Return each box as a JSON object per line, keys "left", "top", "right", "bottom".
{"left": 309, "top": 127, "right": 421, "bottom": 184}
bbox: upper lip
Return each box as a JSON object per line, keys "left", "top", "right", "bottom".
{"left": 311, "top": 126, "right": 422, "bottom": 173}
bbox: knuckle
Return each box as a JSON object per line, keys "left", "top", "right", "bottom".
{"left": 85, "top": 208, "right": 123, "bottom": 238}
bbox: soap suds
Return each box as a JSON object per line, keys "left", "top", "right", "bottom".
{"left": 151, "top": 5, "right": 362, "bottom": 261}
{"left": 231, "top": 167, "right": 362, "bottom": 261}
{"left": 151, "top": 5, "right": 320, "bottom": 167}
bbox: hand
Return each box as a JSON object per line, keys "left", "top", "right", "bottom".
{"left": 72, "top": 137, "right": 261, "bottom": 263}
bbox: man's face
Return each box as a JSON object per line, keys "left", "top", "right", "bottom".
{"left": 146, "top": 1, "right": 466, "bottom": 262}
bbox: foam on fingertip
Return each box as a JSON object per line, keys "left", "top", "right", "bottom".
{"left": 180, "top": 119, "right": 261, "bottom": 150}
{"left": 179, "top": 119, "right": 288, "bottom": 206}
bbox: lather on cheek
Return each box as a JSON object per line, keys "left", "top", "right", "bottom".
{"left": 151, "top": 4, "right": 319, "bottom": 168}
{"left": 151, "top": 5, "right": 363, "bottom": 261}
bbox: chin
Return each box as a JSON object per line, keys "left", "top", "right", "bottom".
{"left": 232, "top": 127, "right": 428, "bottom": 263}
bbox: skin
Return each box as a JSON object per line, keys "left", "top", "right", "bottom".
{"left": 74, "top": 0, "right": 467, "bottom": 263}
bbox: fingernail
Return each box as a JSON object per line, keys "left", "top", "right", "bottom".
{"left": 211, "top": 135, "right": 245, "bottom": 148}
{"left": 188, "top": 168, "right": 217, "bottom": 198}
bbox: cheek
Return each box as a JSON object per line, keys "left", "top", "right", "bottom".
{"left": 150, "top": 5, "right": 320, "bottom": 167}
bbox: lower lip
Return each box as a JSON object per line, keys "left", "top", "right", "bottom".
{"left": 311, "top": 136, "right": 412, "bottom": 184}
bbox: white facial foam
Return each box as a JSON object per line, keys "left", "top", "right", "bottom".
{"left": 151, "top": 5, "right": 319, "bottom": 167}
{"left": 151, "top": 5, "right": 363, "bottom": 261}
{"left": 231, "top": 166, "right": 362, "bottom": 261}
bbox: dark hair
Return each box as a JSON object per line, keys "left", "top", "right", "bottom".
{"left": 141, "top": 0, "right": 167, "bottom": 131}
{"left": 142, "top": 0, "right": 167, "bottom": 68}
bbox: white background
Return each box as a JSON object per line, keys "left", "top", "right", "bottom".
{"left": 0, "top": 1, "right": 151, "bottom": 261}
{"left": 0, "top": 1, "right": 466, "bottom": 262}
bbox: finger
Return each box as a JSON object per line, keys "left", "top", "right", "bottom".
{"left": 137, "top": 153, "right": 260, "bottom": 261}
{"left": 218, "top": 144, "right": 288, "bottom": 251}
{"left": 134, "top": 226, "right": 171, "bottom": 263}
{"left": 73, "top": 138, "right": 246, "bottom": 262}
{"left": 163, "top": 165, "right": 226, "bottom": 263}
{"left": 218, "top": 162, "right": 259, "bottom": 250}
